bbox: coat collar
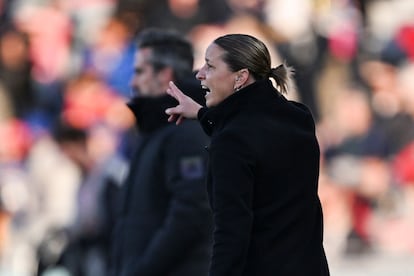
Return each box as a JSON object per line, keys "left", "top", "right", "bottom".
{"left": 199, "top": 79, "right": 283, "bottom": 136}
{"left": 127, "top": 76, "right": 207, "bottom": 134}
{"left": 127, "top": 94, "right": 176, "bottom": 134}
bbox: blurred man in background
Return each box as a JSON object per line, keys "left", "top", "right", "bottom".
{"left": 109, "top": 28, "right": 212, "bottom": 276}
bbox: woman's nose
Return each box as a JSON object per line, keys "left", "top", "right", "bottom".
{"left": 196, "top": 68, "right": 204, "bottom": 80}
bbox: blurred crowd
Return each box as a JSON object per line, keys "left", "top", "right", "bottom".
{"left": 0, "top": 0, "right": 413, "bottom": 275}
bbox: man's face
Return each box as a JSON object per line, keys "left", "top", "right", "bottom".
{"left": 131, "top": 48, "right": 166, "bottom": 97}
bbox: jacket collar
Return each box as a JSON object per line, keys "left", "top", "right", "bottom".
{"left": 127, "top": 94, "right": 177, "bottom": 134}
{"left": 199, "top": 79, "right": 282, "bottom": 135}
{"left": 127, "top": 75, "right": 207, "bottom": 134}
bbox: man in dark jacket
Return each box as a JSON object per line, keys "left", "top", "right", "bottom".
{"left": 109, "top": 29, "right": 212, "bottom": 276}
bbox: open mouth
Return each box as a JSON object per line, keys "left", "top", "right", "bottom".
{"left": 201, "top": 85, "right": 210, "bottom": 96}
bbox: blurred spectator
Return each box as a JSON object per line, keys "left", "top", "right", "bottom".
{"left": 358, "top": 38, "right": 414, "bottom": 156}
{"left": 81, "top": 15, "right": 136, "bottom": 98}
{"left": 0, "top": 26, "right": 35, "bottom": 119}
{"left": 13, "top": 0, "right": 73, "bottom": 128}
{"left": 24, "top": 131, "right": 81, "bottom": 276}
{"left": 61, "top": 71, "right": 133, "bottom": 131}
{"left": 69, "top": 0, "right": 116, "bottom": 49}
{"left": 45, "top": 120, "right": 128, "bottom": 276}
{"left": 61, "top": 71, "right": 135, "bottom": 158}
{"left": 14, "top": 0, "right": 72, "bottom": 84}
{"left": 265, "top": 0, "right": 343, "bottom": 121}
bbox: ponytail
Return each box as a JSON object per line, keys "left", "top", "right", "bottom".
{"left": 269, "top": 63, "right": 294, "bottom": 94}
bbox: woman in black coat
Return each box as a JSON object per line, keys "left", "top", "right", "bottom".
{"left": 165, "top": 34, "right": 330, "bottom": 276}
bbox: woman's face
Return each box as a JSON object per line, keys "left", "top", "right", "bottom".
{"left": 196, "top": 43, "right": 238, "bottom": 107}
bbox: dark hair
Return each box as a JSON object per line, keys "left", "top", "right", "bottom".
{"left": 213, "top": 34, "right": 292, "bottom": 94}
{"left": 136, "top": 28, "right": 194, "bottom": 81}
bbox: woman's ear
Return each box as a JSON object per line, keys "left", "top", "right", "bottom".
{"left": 233, "top": 69, "right": 249, "bottom": 91}
{"left": 236, "top": 69, "right": 250, "bottom": 85}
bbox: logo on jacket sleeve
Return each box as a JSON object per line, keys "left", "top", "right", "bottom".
{"left": 180, "top": 156, "right": 204, "bottom": 180}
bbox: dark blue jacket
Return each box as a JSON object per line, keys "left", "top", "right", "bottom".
{"left": 110, "top": 83, "right": 212, "bottom": 276}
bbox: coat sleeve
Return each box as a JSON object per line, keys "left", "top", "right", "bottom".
{"left": 129, "top": 123, "right": 212, "bottom": 276}
{"left": 208, "top": 131, "right": 255, "bottom": 276}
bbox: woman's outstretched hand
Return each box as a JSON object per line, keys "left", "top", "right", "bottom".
{"left": 165, "top": 81, "right": 202, "bottom": 125}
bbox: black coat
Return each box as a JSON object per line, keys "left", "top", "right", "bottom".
{"left": 110, "top": 82, "right": 212, "bottom": 276}
{"left": 198, "top": 80, "right": 330, "bottom": 276}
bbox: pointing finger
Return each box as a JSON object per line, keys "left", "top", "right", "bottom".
{"left": 168, "top": 81, "right": 185, "bottom": 101}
